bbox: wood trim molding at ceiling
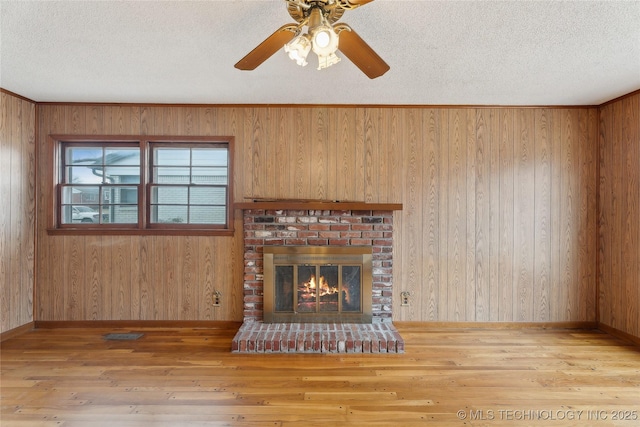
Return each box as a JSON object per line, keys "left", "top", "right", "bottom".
{"left": 30, "top": 101, "right": 602, "bottom": 109}
{"left": 598, "top": 87, "right": 640, "bottom": 107}
{"left": 5, "top": 85, "right": 638, "bottom": 109}
{"left": 0, "top": 87, "right": 37, "bottom": 104}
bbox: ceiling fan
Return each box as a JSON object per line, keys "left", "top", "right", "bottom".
{"left": 234, "top": 0, "right": 389, "bottom": 79}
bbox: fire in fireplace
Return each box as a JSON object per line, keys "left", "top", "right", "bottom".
{"left": 263, "top": 246, "right": 373, "bottom": 323}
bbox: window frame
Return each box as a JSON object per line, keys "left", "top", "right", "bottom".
{"left": 48, "top": 135, "right": 234, "bottom": 236}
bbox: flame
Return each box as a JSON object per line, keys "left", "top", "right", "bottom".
{"left": 300, "top": 274, "right": 351, "bottom": 304}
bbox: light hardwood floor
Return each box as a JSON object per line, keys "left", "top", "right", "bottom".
{"left": 1, "top": 325, "right": 639, "bottom": 426}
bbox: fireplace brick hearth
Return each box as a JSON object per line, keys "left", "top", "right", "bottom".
{"left": 232, "top": 322, "right": 404, "bottom": 353}
{"left": 232, "top": 202, "right": 404, "bottom": 354}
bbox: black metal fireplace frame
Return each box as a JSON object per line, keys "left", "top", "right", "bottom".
{"left": 263, "top": 246, "right": 373, "bottom": 323}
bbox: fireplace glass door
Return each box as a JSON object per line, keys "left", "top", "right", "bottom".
{"left": 264, "top": 246, "right": 372, "bottom": 323}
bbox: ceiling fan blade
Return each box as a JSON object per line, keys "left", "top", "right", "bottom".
{"left": 337, "top": 25, "right": 389, "bottom": 79}
{"left": 343, "top": 0, "right": 375, "bottom": 7}
{"left": 235, "top": 24, "right": 298, "bottom": 70}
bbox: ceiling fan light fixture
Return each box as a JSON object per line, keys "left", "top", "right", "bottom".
{"left": 236, "top": 0, "right": 389, "bottom": 78}
{"left": 310, "top": 24, "right": 339, "bottom": 56}
{"left": 316, "top": 51, "right": 341, "bottom": 70}
{"left": 313, "top": 28, "right": 331, "bottom": 48}
{"left": 284, "top": 34, "right": 312, "bottom": 66}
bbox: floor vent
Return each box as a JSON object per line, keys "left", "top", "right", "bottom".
{"left": 103, "top": 333, "right": 144, "bottom": 341}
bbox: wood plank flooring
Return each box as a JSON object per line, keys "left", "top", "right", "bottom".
{"left": 1, "top": 325, "right": 639, "bottom": 426}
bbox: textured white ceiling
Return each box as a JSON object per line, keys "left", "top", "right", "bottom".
{"left": 1, "top": 0, "right": 639, "bottom": 105}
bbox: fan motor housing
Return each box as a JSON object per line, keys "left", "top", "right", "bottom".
{"left": 287, "top": 1, "right": 346, "bottom": 25}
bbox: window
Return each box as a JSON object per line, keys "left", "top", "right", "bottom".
{"left": 51, "top": 135, "right": 233, "bottom": 235}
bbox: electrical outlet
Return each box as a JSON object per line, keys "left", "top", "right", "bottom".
{"left": 212, "top": 290, "right": 222, "bottom": 307}
{"left": 401, "top": 291, "right": 411, "bottom": 306}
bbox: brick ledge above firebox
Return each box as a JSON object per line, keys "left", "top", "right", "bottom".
{"left": 235, "top": 200, "right": 403, "bottom": 211}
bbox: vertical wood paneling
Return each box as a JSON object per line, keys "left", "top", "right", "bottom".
{"left": 513, "top": 109, "right": 535, "bottom": 321}
{"left": 621, "top": 97, "right": 638, "bottom": 336}
{"left": 611, "top": 101, "right": 623, "bottom": 330}
{"left": 11, "top": 96, "right": 24, "bottom": 327}
{"left": 184, "top": 107, "right": 199, "bottom": 136}
{"left": 354, "top": 108, "right": 366, "bottom": 201}
{"left": 599, "top": 92, "right": 639, "bottom": 339}
{"left": 465, "top": 109, "right": 476, "bottom": 321}
{"left": 86, "top": 235, "right": 103, "bottom": 320}
{"left": 198, "top": 237, "right": 215, "bottom": 320}
{"left": 631, "top": 95, "right": 640, "bottom": 337}
{"left": 326, "top": 109, "right": 338, "bottom": 200}
{"left": 217, "top": 107, "right": 244, "bottom": 202}
{"left": 579, "top": 109, "right": 597, "bottom": 321}
{"left": 1, "top": 92, "right": 36, "bottom": 333}
{"left": 363, "top": 108, "right": 379, "bottom": 203}
{"left": 598, "top": 104, "right": 612, "bottom": 326}
{"left": 329, "top": 108, "right": 357, "bottom": 201}
{"left": 534, "top": 109, "right": 551, "bottom": 321}
{"left": 249, "top": 108, "right": 265, "bottom": 198}
{"left": 447, "top": 109, "right": 467, "bottom": 321}
{"left": 140, "top": 106, "right": 152, "bottom": 135}
{"left": 110, "top": 237, "right": 131, "bottom": 318}
{"left": 23, "top": 96, "right": 36, "bottom": 322}
{"left": 200, "top": 107, "right": 216, "bottom": 136}
{"left": 488, "top": 109, "right": 502, "bottom": 321}
{"left": 422, "top": 109, "right": 439, "bottom": 320}
{"left": 141, "top": 236, "right": 155, "bottom": 320}
{"left": 7, "top": 95, "right": 22, "bottom": 328}
{"left": 34, "top": 105, "right": 255, "bottom": 322}
{"left": 311, "top": 107, "right": 328, "bottom": 200}
{"left": 64, "top": 236, "right": 85, "bottom": 320}
{"left": 272, "top": 108, "right": 293, "bottom": 199}
{"left": 387, "top": 109, "right": 403, "bottom": 205}
{"left": 183, "top": 236, "right": 198, "bottom": 319}
{"left": 230, "top": 213, "right": 245, "bottom": 320}
{"left": 583, "top": 108, "right": 600, "bottom": 319}
{"left": 1, "top": 94, "right": 11, "bottom": 330}
{"left": 475, "top": 109, "right": 491, "bottom": 321}
{"left": 162, "top": 236, "right": 179, "bottom": 319}
{"left": 562, "top": 109, "right": 579, "bottom": 320}
{"left": 435, "top": 110, "right": 448, "bottom": 319}
{"left": 129, "top": 236, "right": 141, "bottom": 319}
{"left": 293, "top": 108, "right": 311, "bottom": 199}
{"left": 151, "top": 236, "right": 165, "bottom": 320}
{"left": 69, "top": 105, "right": 85, "bottom": 134}
{"left": 86, "top": 105, "right": 103, "bottom": 135}
{"left": 43, "top": 106, "right": 66, "bottom": 321}
{"left": 398, "top": 109, "right": 423, "bottom": 321}
{"left": 550, "top": 109, "right": 563, "bottom": 322}
{"left": 29, "top": 103, "right": 607, "bottom": 327}
{"left": 498, "top": 109, "right": 514, "bottom": 321}
{"left": 161, "top": 106, "right": 180, "bottom": 135}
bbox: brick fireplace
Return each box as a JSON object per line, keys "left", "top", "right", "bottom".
{"left": 232, "top": 201, "right": 404, "bottom": 353}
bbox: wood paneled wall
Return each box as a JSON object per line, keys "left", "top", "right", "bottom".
{"left": 34, "top": 104, "right": 600, "bottom": 324}
{"left": 599, "top": 92, "right": 640, "bottom": 338}
{"left": 394, "top": 108, "right": 598, "bottom": 322}
{"left": 1, "top": 91, "right": 36, "bottom": 333}
{"left": 35, "top": 106, "right": 246, "bottom": 321}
